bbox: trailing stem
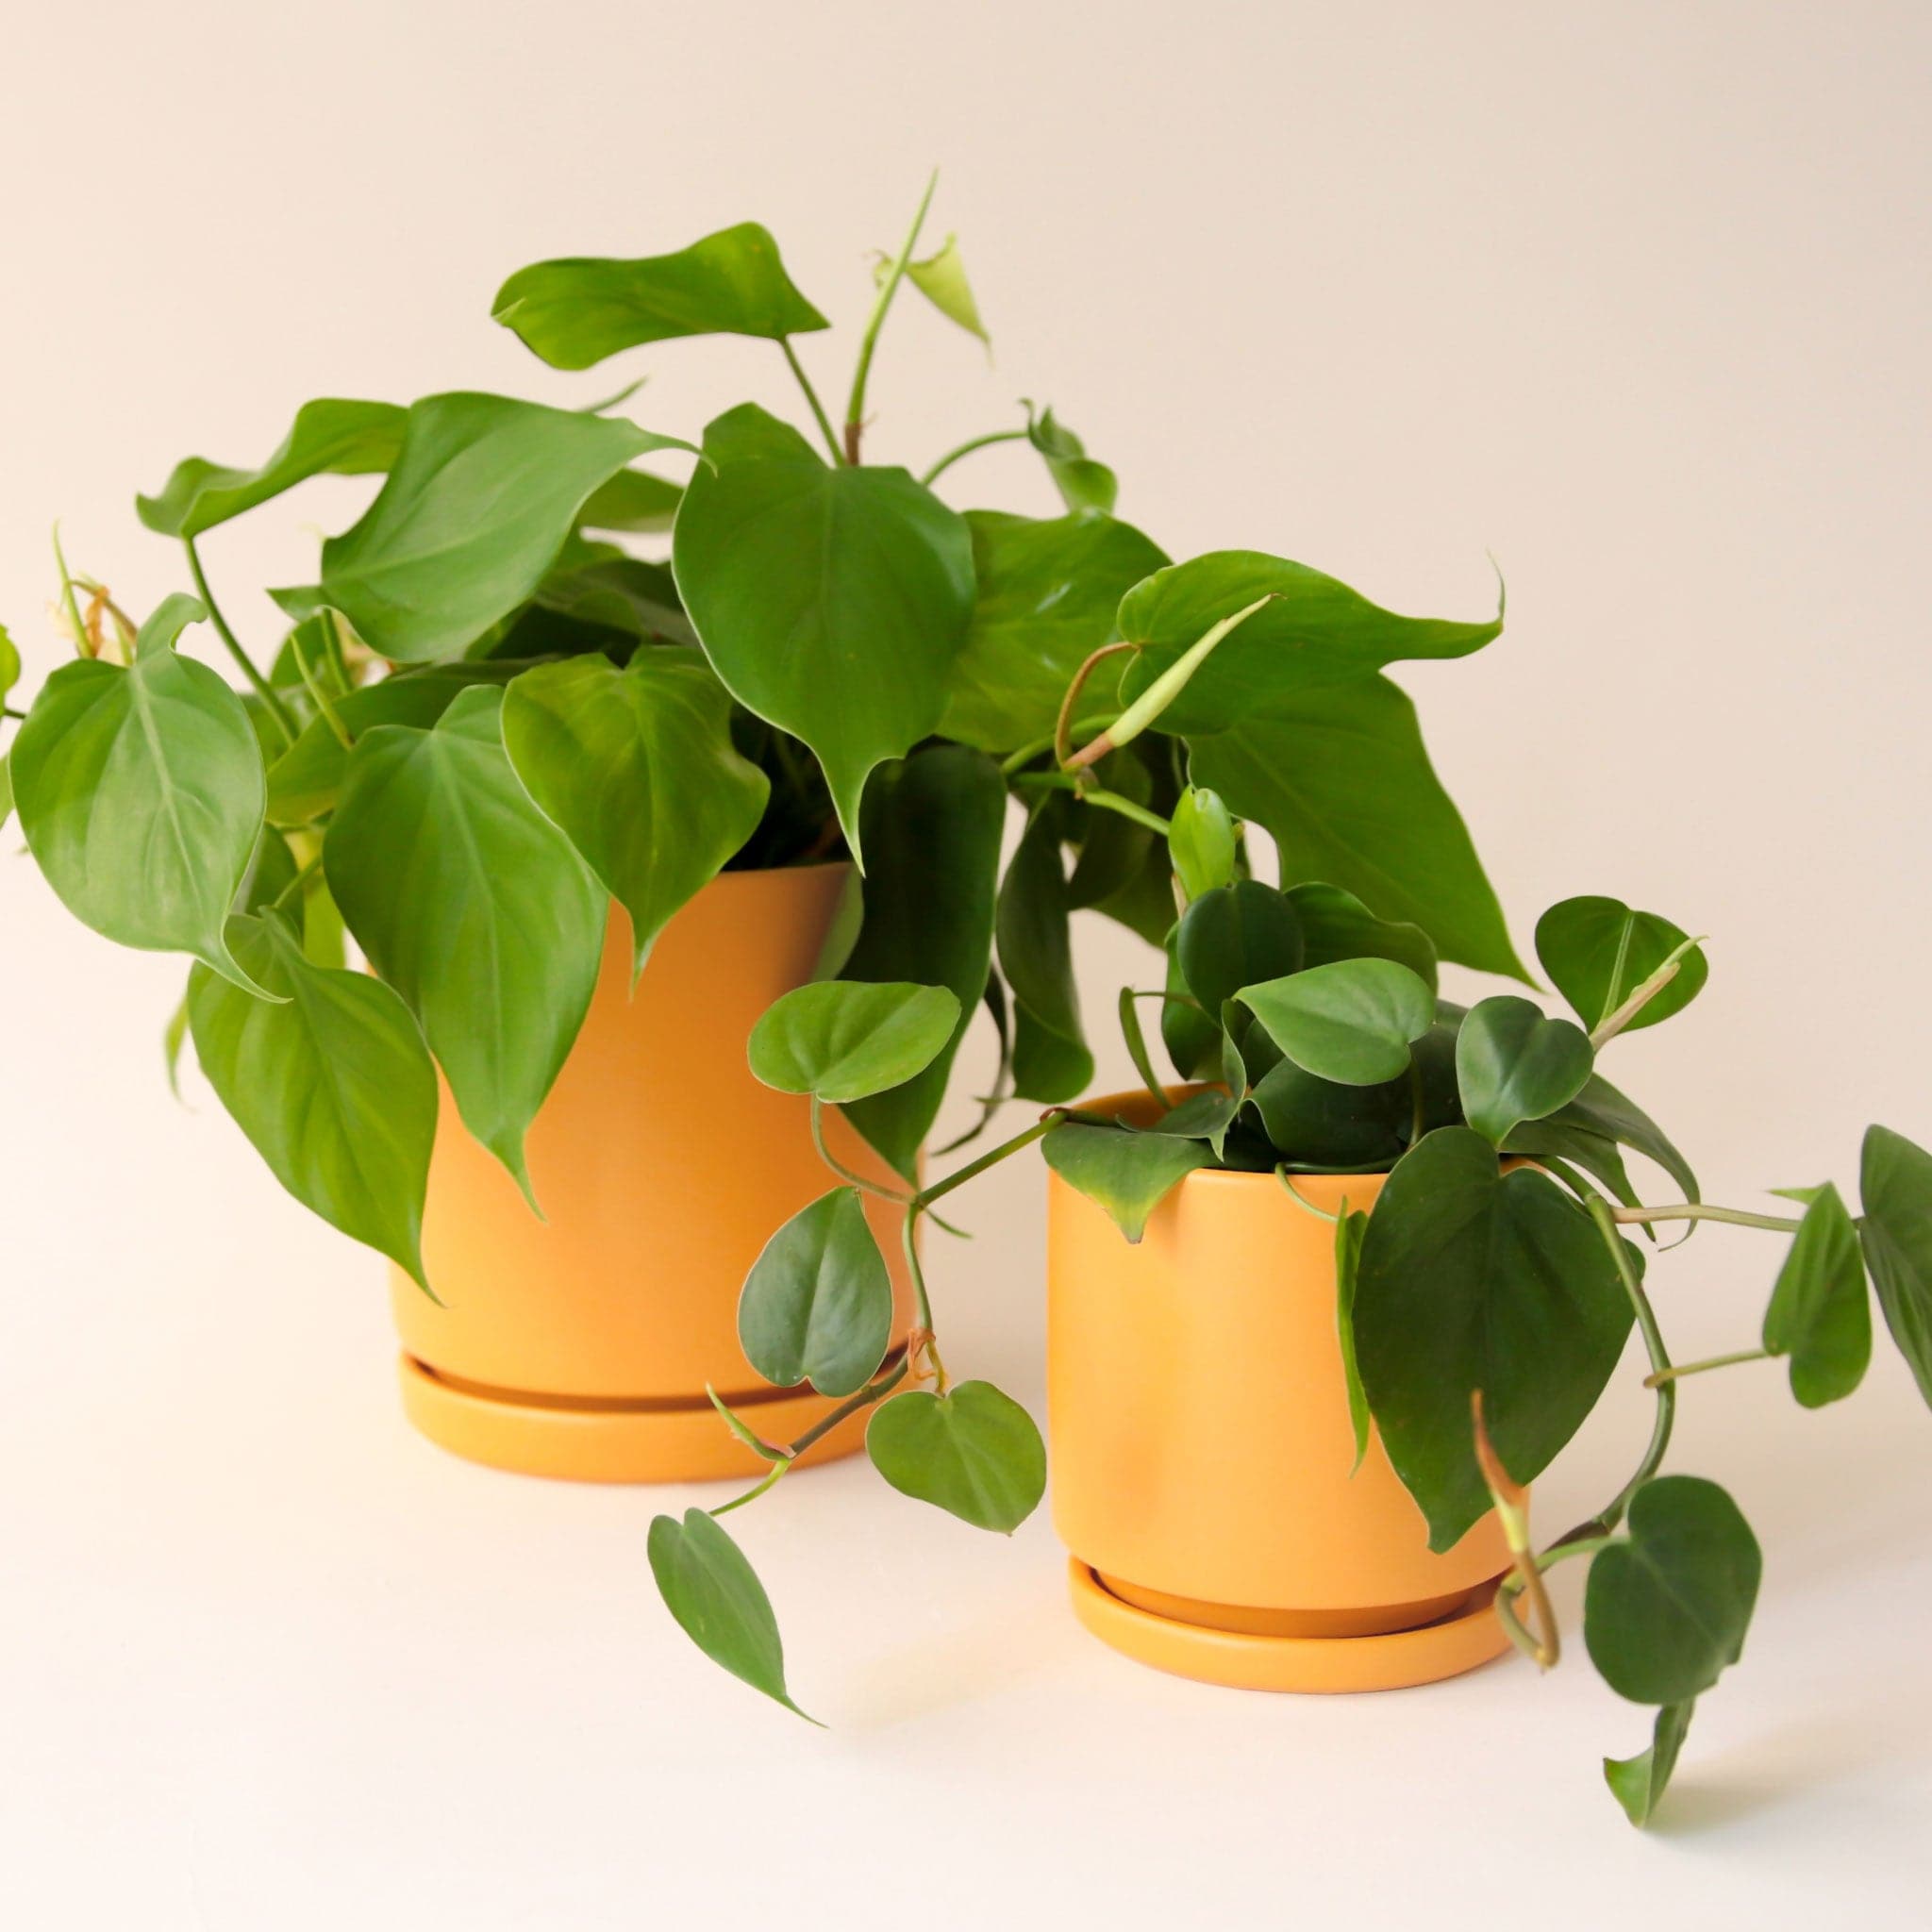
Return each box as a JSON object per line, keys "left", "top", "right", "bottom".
{"left": 844, "top": 171, "right": 938, "bottom": 463}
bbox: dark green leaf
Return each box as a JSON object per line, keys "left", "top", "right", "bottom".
{"left": 325, "top": 687, "right": 606, "bottom": 1201}
{"left": 1501, "top": 1117, "right": 1640, "bottom": 1212}
{"left": 1335, "top": 1203, "right": 1372, "bottom": 1471}
{"left": 502, "top": 650, "right": 768, "bottom": 980}
{"left": 1249, "top": 1059, "right": 1410, "bottom": 1168}
{"left": 1857, "top": 1124, "right": 1932, "bottom": 1409}
{"left": 189, "top": 912, "right": 436, "bottom": 1288}
{"left": 673, "top": 405, "right": 974, "bottom": 860}
{"left": 748, "top": 980, "right": 961, "bottom": 1105}
{"left": 1286, "top": 882, "right": 1438, "bottom": 991}
{"left": 1240, "top": 958, "right": 1436, "bottom": 1087}
{"left": 647, "top": 1508, "right": 814, "bottom": 1721}
{"left": 1535, "top": 896, "right": 1708, "bottom": 1035}
{"left": 1605, "top": 1701, "right": 1696, "bottom": 1827}
{"left": 1355, "top": 1128, "right": 1636, "bottom": 1549}
{"left": 738, "top": 1187, "right": 892, "bottom": 1397}
{"left": 1141, "top": 1023, "right": 1245, "bottom": 1159}
{"left": 1175, "top": 879, "right": 1303, "bottom": 1014}
{"left": 1187, "top": 677, "right": 1525, "bottom": 979}
{"left": 1585, "top": 1476, "right": 1761, "bottom": 1705}
{"left": 1160, "top": 946, "right": 1222, "bottom": 1082}
{"left": 11, "top": 593, "right": 272, "bottom": 997}
{"left": 1762, "top": 1182, "right": 1871, "bottom": 1407}
{"left": 494, "top": 225, "right": 829, "bottom": 370}
{"left": 866, "top": 1381, "right": 1046, "bottom": 1532}
{"left": 1026, "top": 407, "right": 1116, "bottom": 514}
{"left": 997, "top": 798, "right": 1091, "bottom": 1104}
{"left": 1455, "top": 995, "right": 1594, "bottom": 1146}
{"left": 1041, "top": 1120, "right": 1211, "bottom": 1242}
{"left": 137, "top": 398, "right": 405, "bottom": 538}
{"left": 1546, "top": 1071, "right": 1700, "bottom": 1205}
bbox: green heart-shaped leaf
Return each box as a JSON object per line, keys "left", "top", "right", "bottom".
{"left": 1041, "top": 1120, "right": 1212, "bottom": 1243}
{"left": 1761, "top": 1181, "right": 1871, "bottom": 1407}
{"left": 1175, "top": 879, "right": 1304, "bottom": 1015}
{"left": 997, "top": 796, "right": 1091, "bottom": 1104}
{"left": 1585, "top": 1475, "right": 1761, "bottom": 1705}
{"left": 12, "top": 593, "right": 273, "bottom": 998}
{"left": 1535, "top": 895, "right": 1708, "bottom": 1035}
{"left": 1248, "top": 1058, "right": 1411, "bottom": 1168}
{"left": 1857, "top": 1124, "right": 1932, "bottom": 1410}
{"left": 1025, "top": 407, "right": 1116, "bottom": 514}
{"left": 865, "top": 1381, "right": 1046, "bottom": 1533}
{"left": 647, "top": 1508, "right": 815, "bottom": 1722}
{"left": 501, "top": 650, "right": 769, "bottom": 981}
{"left": 747, "top": 980, "right": 961, "bottom": 1105}
{"left": 672, "top": 405, "right": 974, "bottom": 863}
{"left": 1355, "top": 1128, "right": 1636, "bottom": 1549}
{"left": 1240, "top": 958, "right": 1436, "bottom": 1088}
{"left": 738, "top": 1187, "right": 892, "bottom": 1397}
{"left": 1455, "top": 995, "right": 1595, "bottom": 1146}
{"left": 1286, "top": 881, "right": 1438, "bottom": 991}
{"left": 493, "top": 225, "right": 829, "bottom": 370}
{"left": 137, "top": 397, "right": 406, "bottom": 538}
{"left": 1160, "top": 941, "right": 1224, "bottom": 1083}
{"left": 189, "top": 912, "right": 437, "bottom": 1290}
{"left": 325, "top": 687, "right": 606, "bottom": 1203}
{"left": 1604, "top": 1701, "right": 1696, "bottom": 1827}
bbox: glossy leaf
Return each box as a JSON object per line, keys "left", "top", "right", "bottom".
{"left": 673, "top": 405, "right": 974, "bottom": 862}
{"left": 1175, "top": 880, "right": 1304, "bottom": 1015}
{"left": 1286, "top": 882, "right": 1438, "bottom": 991}
{"left": 1026, "top": 407, "right": 1116, "bottom": 515}
{"left": 997, "top": 796, "right": 1091, "bottom": 1103}
{"left": 887, "top": 233, "right": 989, "bottom": 346}
{"left": 748, "top": 980, "right": 961, "bottom": 1105}
{"left": 11, "top": 593, "right": 272, "bottom": 997}
{"left": 1546, "top": 1071, "right": 1700, "bottom": 1206}
{"left": 494, "top": 225, "right": 829, "bottom": 370}
{"left": 1605, "top": 1701, "right": 1696, "bottom": 1827}
{"left": 1535, "top": 896, "right": 1708, "bottom": 1035}
{"left": 1585, "top": 1476, "right": 1761, "bottom": 1705}
{"left": 738, "top": 1188, "right": 893, "bottom": 1397}
{"left": 838, "top": 746, "right": 1007, "bottom": 1180}
{"left": 1762, "top": 1182, "right": 1870, "bottom": 1407}
{"left": 1501, "top": 1116, "right": 1641, "bottom": 1213}
{"left": 137, "top": 397, "right": 405, "bottom": 538}
{"left": 325, "top": 687, "right": 606, "bottom": 1201}
{"left": 320, "top": 393, "right": 682, "bottom": 662}
{"left": 1249, "top": 1058, "right": 1411, "bottom": 1169}
{"left": 1355, "top": 1128, "right": 1636, "bottom": 1549}
{"left": 1455, "top": 995, "right": 1594, "bottom": 1146}
{"left": 939, "top": 509, "right": 1167, "bottom": 753}
{"left": 1042, "top": 1120, "right": 1212, "bottom": 1242}
{"left": 188, "top": 912, "right": 436, "bottom": 1288}
{"left": 647, "top": 1508, "right": 814, "bottom": 1721}
{"left": 1169, "top": 787, "right": 1237, "bottom": 902}
{"left": 866, "top": 1382, "right": 1046, "bottom": 1533}
{"left": 1187, "top": 677, "right": 1525, "bottom": 979}
{"left": 1335, "top": 1203, "right": 1373, "bottom": 1471}
{"left": 1240, "top": 958, "right": 1436, "bottom": 1088}
{"left": 1857, "top": 1124, "right": 1932, "bottom": 1408}
{"left": 502, "top": 650, "right": 768, "bottom": 979}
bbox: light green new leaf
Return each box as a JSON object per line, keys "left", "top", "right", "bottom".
{"left": 1335, "top": 1202, "right": 1373, "bottom": 1471}
{"left": 879, "top": 232, "right": 989, "bottom": 346}
{"left": 748, "top": 980, "right": 961, "bottom": 1105}
{"left": 1025, "top": 407, "right": 1116, "bottom": 514}
{"left": 1605, "top": 1701, "right": 1696, "bottom": 1827}
{"left": 997, "top": 797, "right": 1091, "bottom": 1103}
{"left": 866, "top": 1382, "right": 1046, "bottom": 1533}
{"left": 1535, "top": 896, "right": 1708, "bottom": 1035}
{"left": 0, "top": 620, "right": 19, "bottom": 703}
{"left": 1116, "top": 551, "right": 1503, "bottom": 734}
{"left": 320, "top": 393, "right": 686, "bottom": 662}
{"left": 738, "top": 1188, "right": 893, "bottom": 1397}
{"left": 11, "top": 593, "right": 273, "bottom": 997}
{"left": 137, "top": 398, "right": 406, "bottom": 538}
{"left": 1857, "top": 1124, "right": 1932, "bottom": 1409}
{"left": 1585, "top": 1476, "right": 1761, "bottom": 1705}
{"left": 188, "top": 912, "right": 437, "bottom": 1288}
{"left": 939, "top": 509, "right": 1168, "bottom": 754}
{"left": 1286, "top": 882, "right": 1439, "bottom": 991}
{"left": 647, "top": 1508, "right": 815, "bottom": 1722}
{"left": 673, "top": 405, "right": 974, "bottom": 863}
{"left": 1170, "top": 787, "right": 1238, "bottom": 902}
{"left": 325, "top": 687, "right": 606, "bottom": 1202}
{"left": 494, "top": 225, "right": 829, "bottom": 370}
{"left": 502, "top": 650, "right": 768, "bottom": 980}
{"left": 1187, "top": 677, "right": 1526, "bottom": 979}
{"left": 1761, "top": 1181, "right": 1871, "bottom": 1407}
{"left": 1455, "top": 995, "right": 1594, "bottom": 1146}
{"left": 1355, "top": 1128, "right": 1636, "bottom": 1550}
{"left": 1240, "top": 958, "right": 1436, "bottom": 1088}
{"left": 1042, "top": 1120, "right": 1212, "bottom": 1243}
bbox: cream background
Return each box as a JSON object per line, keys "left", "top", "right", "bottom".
{"left": 2, "top": 2, "right": 1929, "bottom": 1924}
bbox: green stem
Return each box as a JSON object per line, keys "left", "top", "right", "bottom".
{"left": 810, "top": 1097, "right": 912, "bottom": 1204}
{"left": 1274, "top": 1168, "right": 1339, "bottom": 1224}
{"left": 270, "top": 853, "right": 325, "bottom": 912}
{"left": 921, "top": 426, "right": 1028, "bottom": 487}
{"left": 710, "top": 1457, "right": 793, "bottom": 1517}
{"left": 1118, "top": 986, "right": 1172, "bottom": 1112}
{"left": 1609, "top": 1202, "right": 1803, "bottom": 1234}
{"left": 1645, "top": 1347, "right": 1772, "bottom": 1387}
{"left": 779, "top": 339, "right": 844, "bottom": 465}
{"left": 914, "top": 1111, "right": 1064, "bottom": 1210}
{"left": 844, "top": 170, "right": 938, "bottom": 463}
{"left": 1407, "top": 1060, "right": 1426, "bottom": 1147}
{"left": 51, "top": 525, "right": 94, "bottom": 661}
{"left": 1589, "top": 933, "right": 1707, "bottom": 1049}
{"left": 1010, "top": 772, "right": 1172, "bottom": 836}
{"left": 288, "top": 623, "right": 353, "bottom": 750}
{"left": 320, "top": 607, "right": 353, "bottom": 694}
{"left": 183, "top": 538, "right": 296, "bottom": 747}
{"left": 901, "top": 1208, "right": 935, "bottom": 1332}
{"left": 787, "top": 1354, "right": 911, "bottom": 1457}
{"left": 999, "top": 717, "right": 1113, "bottom": 776}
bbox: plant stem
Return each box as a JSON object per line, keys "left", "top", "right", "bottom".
{"left": 914, "top": 1111, "right": 1064, "bottom": 1210}
{"left": 1118, "top": 986, "right": 1172, "bottom": 1112}
{"left": 921, "top": 426, "right": 1028, "bottom": 487}
{"left": 900, "top": 1208, "right": 935, "bottom": 1338}
{"left": 787, "top": 1354, "right": 911, "bottom": 1457}
{"left": 999, "top": 717, "right": 1113, "bottom": 776}
{"left": 1608, "top": 1202, "right": 1803, "bottom": 1234}
{"left": 844, "top": 170, "right": 938, "bottom": 463}
{"left": 183, "top": 537, "right": 297, "bottom": 746}
{"left": 1054, "top": 642, "right": 1136, "bottom": 769}
{"left": 1011, "top": 771, "right": 1173, "bottom": 836}
{"left": 288, "top": 623, "right": 353, "bottom": 750}
{"left": 1645, "top": 1347, "right": 1772, "bottom": 1388}
{"left": 270, "top": 853, "right": 325, "bottom": 912}
{"left": 779, "top": 339, "right": 844, "bottom": 464}
{"left": 710, "top": 1457, "right": 793, "bottom": 1517}
{"left": 1589, "top": 933, "right": 1707, "bottom": 1049}
{"left": 1274, "top": 1169, "right": 1340, "bottom": 1224}
{"left": 810, "top": 1097, "right": 913, "bottom": 1204}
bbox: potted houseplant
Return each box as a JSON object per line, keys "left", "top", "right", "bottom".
{"left": 651, "top": 671, "right": 1932, "bottom": 1830}
{"left": 1, "top": 180, "right": 1517, "bottom": 1484}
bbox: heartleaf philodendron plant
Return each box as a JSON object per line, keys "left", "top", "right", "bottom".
{"left": 656, "top": 758, "right": 1932, "bottom": 1824}
{"left": 3, "top": 177, "right": 1517, "bottom": 1308}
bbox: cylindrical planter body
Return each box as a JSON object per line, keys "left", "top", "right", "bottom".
{"left": 1049, "top": 1091, "right": 1514, "bottom": 1691}
{"left": 391, "top": 863, "right": 912, "bottom": 1482}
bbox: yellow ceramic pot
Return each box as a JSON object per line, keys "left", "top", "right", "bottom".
{"left": 392, "top": 863, "right": 911, "bottom": 1482}
{"left": 1048, "top": 1090, "right": 1515, "bottom": 1691}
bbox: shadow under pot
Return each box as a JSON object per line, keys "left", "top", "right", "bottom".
{"left": 391, "top": 862, "right": 914, "bottom": 1482}
{"left": 1048, "top": 1089, "right": 1515, "bottom": 1691}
